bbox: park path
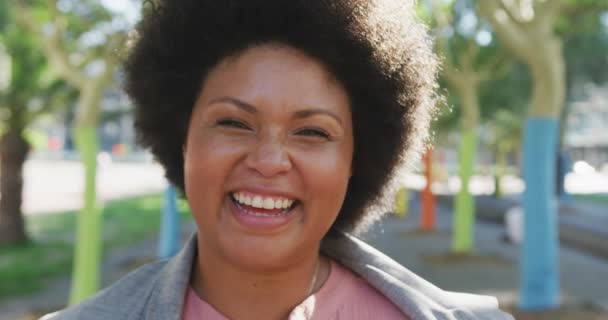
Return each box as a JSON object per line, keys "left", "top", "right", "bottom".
{"left": 364, "top": 200, "right": 608, "bottom": 313}
{"left": 22, "top": 159, "right": 167, "bottom": 216}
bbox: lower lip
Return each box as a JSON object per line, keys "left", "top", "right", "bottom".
{"left": 227, "top": 196, "right": 298, "bottom": 231}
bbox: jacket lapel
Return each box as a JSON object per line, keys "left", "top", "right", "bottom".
{"left": 321, "top": 232, "right": 499, "bottom": 320}
{"left": 144, "top": 233, "right": 197, "bottom": 320}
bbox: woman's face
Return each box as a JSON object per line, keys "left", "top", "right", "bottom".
{"left": 184, "top": 45, "right": 353, "bottom": 269}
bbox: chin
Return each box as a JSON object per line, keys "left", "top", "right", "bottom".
{"left": 213, "top": 227, "right": 316, "bottom": 272}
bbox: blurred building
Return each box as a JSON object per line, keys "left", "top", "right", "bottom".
{"left": 30, "top": 70, "right": 149, "bottom": 162}
{"left": 565, "top": 84, "right": 608, "bottom": 171}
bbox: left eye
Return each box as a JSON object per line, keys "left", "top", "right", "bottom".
{"left": 297, "top": 128, "right": 330, "bottom": 139}
{"left": 216, "top": 119, "right": 251, "bottom": 130}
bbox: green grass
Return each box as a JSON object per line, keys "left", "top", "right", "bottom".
{"left": 573, "top": 193, "right": 608, "bottom": 206}
{"left": 0, "top": 194, "right": 191, "bottom": 299}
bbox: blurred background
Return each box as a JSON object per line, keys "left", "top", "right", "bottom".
{"left": 0, "top": 1, "right": 607, "bottom": 319}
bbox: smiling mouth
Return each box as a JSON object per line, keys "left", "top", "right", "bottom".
{"left": 229, "top": 192, "right": 299, "bottom": 217}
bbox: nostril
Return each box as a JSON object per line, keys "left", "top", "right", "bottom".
{"left": 245, "top": 144, "right": 292, "bottom": 177}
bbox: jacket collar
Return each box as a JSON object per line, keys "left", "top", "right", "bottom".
{"left": 321, "top": 232, "right": 506, "bottom": 320}
{"left": 144, "top": 232, "right": 508, "bottom": 320}
{"left": 144, "top": 233, "right": 197, "bottom": 320}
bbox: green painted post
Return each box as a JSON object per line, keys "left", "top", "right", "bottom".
{"left": 70, "top": 126, "right": 102, "bottom": 304}
{"left": 453, "top": 128, "right": 478, "bottom": 253}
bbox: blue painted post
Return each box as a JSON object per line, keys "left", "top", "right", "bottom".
{"left": 158, "top": 185, "right": 180, "bottom": 259}
{"left": 520, "top": 118, "right": 560, "bottom": 310}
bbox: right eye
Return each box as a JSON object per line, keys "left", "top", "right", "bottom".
{"left": 216, "top": 119, "right": 251, "bottom": 130}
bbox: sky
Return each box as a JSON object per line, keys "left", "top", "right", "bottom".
{"left": 99, "top": 0, "right": 141, "bottom": 26}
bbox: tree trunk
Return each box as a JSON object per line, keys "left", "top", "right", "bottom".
{"left": 521, "top": 118, "right": 560, "bottom": 309}
{"left": 518, "top": 35, "right": 565, "bottom": 311}
{"left": 453, "top": 128, "right": 478, "bottom": 252}
{"left": 420, "top": 149, "right": 436, "bottom": 231}
{"left": 453, "top": 84, "right": 479, "bottom": 253}
{"left": 0, "top": 130, "right": 30, "bottom": 246}
{"left": 69, "top": 125, "right": 102, "bottom": 305}
{"left": 477, "top": 2, "right": 565, "bottom": 309}
{"left": 528, "top": 38, "right": 565, "bottom": 118}
{"left": 158, "top": 185, "right": 180, "bottom": 259}
{"left": 493, "top": 146, "right": 507, "bottom": 199}
{"left": 69, "top": 82, "right": 108, "bottom": 304}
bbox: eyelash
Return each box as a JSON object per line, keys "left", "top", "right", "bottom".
{"left": 216, "top": 119, "right": 330, "bottom": 140}
{"left": 216, "top": 119, "right": 251, "bottom": 130}
{"left": 297, "top": 128, "right": 330, "bottom": 139}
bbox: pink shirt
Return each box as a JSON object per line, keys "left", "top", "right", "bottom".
{"left": 182, "top": 260, "right": 408, "bottom": 319}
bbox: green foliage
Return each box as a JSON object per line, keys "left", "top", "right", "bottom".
{"left": 23, "top": 128, "right": 49, "bottom": 150}
{"left": 489, "top": 108, "right": 525, "bottom": 153}
{"left": 432, "top": 83, "right": 460, "bottom": 135}
{"left": 563, "top": 11, "right": 608, "bottom": 88}
{"left": 424, "top": 0, "right": 516, "bottom": 130}
{"left": 0, "top": 1, "right": 8, "bottom": 31}
{"left": 0, "top": 5, "right": 76, "bottom": 131}
{"left": 479, "top": 62, "right": 530, "bottom": 120}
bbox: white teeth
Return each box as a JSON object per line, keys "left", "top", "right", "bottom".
{"left": 252, "top": 196, "right": 263, "bottom": 208}
{"left": 263, "top": 198, "right": 274, "bottom": 209}
{"left": 232, "top": 192, "right": 295, "bottom": 210}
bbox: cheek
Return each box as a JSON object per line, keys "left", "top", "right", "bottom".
{"left": 183, "top": 137, "right": 244, "bottom": 208}
{"left": 295, "top": 146, "right": 352, "bottom": 207}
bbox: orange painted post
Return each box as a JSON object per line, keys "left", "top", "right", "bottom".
{"left": 421, "top": 148, "right": 436, "bottom": 231}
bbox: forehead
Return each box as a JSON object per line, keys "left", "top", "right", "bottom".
{"left": 196, "top": 44, "right": 351, "bottom": 116}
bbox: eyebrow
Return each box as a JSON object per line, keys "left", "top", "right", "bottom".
{"left": 293, "top": 109, "right": 343, "bottom": 126}
{"left": 208, "top": 96, "right": 343, "bottom": 126}
{"left": 208, "top": 97, "right": 258, "bottom": 114}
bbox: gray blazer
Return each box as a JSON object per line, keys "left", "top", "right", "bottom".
{"left": 43, "top": 232, "right": 513, "bottom": 320}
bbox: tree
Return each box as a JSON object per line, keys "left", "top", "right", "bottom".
{"left": 426, "top": 0, "right": 511, "bottom": 252}
{"left": 0, "top": 3, "right": 74, "bottom": 246}
{"left": 557, "top": 11, "right": 608, "bottom": 196}
{"left": 478, "top": 0, "right": 608, "bottom": 310}
{"left": 479, "top": 62, "right": 531, "bottom": 197}
{"left": 14, "top": 0, "right": 130, "bottom": 303}
{"left": 488, "top": 109, "right": 524, "bottom": 197}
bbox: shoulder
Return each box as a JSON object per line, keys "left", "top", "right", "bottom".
{"left": 322, "top": 232, "right": 514, "bottom": 320}
{"left": 42, "top": 232, "right": 199, "bottom": 320}
{"left": 41, "top": 260, "right": 169, "bottom": 320}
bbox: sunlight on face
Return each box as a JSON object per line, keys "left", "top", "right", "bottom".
{"left": 183, "top": 44, "right": 353, "bottom": 269}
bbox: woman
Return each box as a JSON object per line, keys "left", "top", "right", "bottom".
{"left": 46, "top": 0, "right": 512, "bottom": 319}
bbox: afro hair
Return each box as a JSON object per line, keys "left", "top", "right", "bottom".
{"left": 123, "top": 0, "right": 439, "bottom": 234}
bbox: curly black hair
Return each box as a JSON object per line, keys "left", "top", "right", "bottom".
{"left": 123, "top": 0, "right": 439, "bottom": 234}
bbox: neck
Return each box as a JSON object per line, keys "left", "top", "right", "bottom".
{"left": 191, "top": 242, "right": 328, "bottom": 320}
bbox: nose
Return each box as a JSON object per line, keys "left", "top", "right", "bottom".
{"left": 245, "top": 134, "right": 292, "bottom": 178}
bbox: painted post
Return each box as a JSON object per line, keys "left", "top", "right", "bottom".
{"left": 521, "top": 118, "right": 560, "bottom": 309}
{"left": 158, "top": 184, "right": 181, "bottom": 259}
{"left": 421, "top": 149, "right": 436, "bottom": 231}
